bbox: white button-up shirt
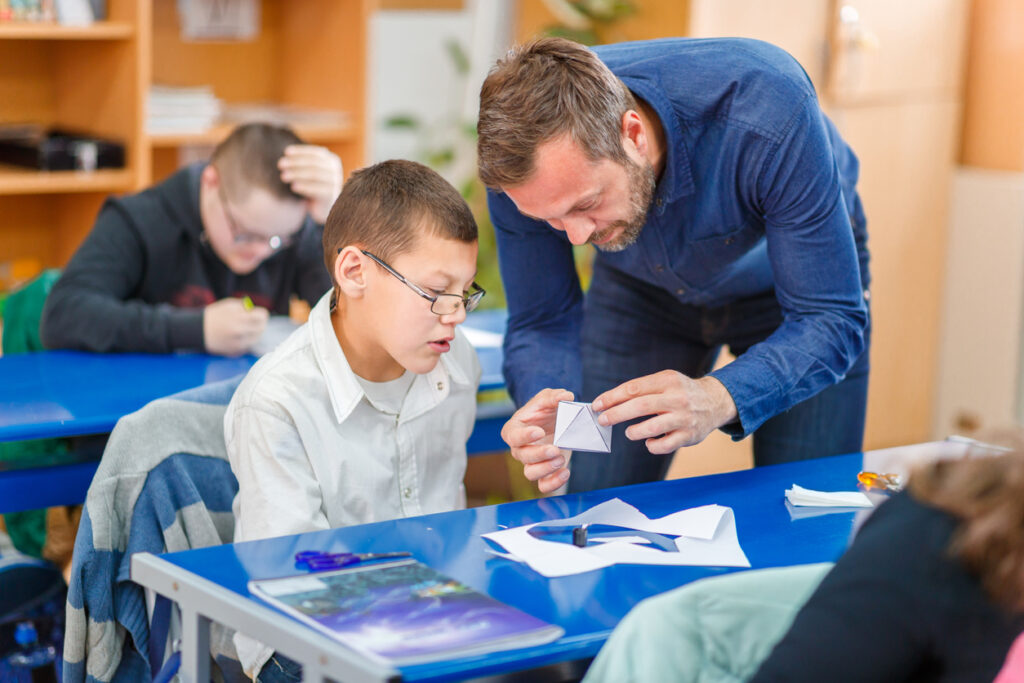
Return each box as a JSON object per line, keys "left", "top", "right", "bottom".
{"left": 226, "top": 291, "right": 481, "bottom": 542}
{"left": 226, "top": 290, "right": 481, "bottom": 677}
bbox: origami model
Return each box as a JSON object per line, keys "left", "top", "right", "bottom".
{"left": 553, "top": 401, "right": 612, "bottom": 453}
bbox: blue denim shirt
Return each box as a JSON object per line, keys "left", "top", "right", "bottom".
{"left": 488, "top": 38, "right": 870, "bottom": 437}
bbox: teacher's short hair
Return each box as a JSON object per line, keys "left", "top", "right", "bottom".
{"left": 477, "top": 37, "right": 637, "bottom": 190}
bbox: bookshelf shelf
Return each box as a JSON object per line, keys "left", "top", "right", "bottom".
{"left": 0, "top": 21, "right": 135, "bottom": 39}
{"left": 148, "top": 119, "right": 358, "bottom": 148}
{"left": 0, "top": 166, "right": 134, "bottom": 195}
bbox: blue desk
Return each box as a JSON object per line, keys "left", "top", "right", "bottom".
{"left": 132, "top": 443, "right": 964, "bottom": 683}
{"left": 0, "top": 310, "right": 509, "bottom": 513}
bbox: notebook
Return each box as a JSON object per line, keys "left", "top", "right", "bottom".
{"left": 248, "top": 559, "right": 564, "bottom": 666}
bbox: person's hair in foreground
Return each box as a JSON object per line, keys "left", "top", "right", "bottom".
{"left": 909, "top": 447, "right": 1024, "bottom": 611}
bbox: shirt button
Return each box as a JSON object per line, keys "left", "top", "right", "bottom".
{"left": 403, "top": 487, "right": 412, "bottom": 498}
{"left": 654, "top": 264, "right": 664, "bottom": 273}
{"left": 436, "top": 381, "right": 444, "bottom": 391}
{"left": 724, "top": 237, "right": 734, "bottom": 245}
{"left": 676, "top": 288, "right": 685, "bottom": 296}
{"left": 655, "top": 198, "right": 663, "bottom": 207}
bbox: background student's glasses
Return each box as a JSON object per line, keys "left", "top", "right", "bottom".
{"left": 218, "top": 185, "right": 294, "bottom": 251}
{"left": 357, "top": 249, "right": 486, "bottom": 315}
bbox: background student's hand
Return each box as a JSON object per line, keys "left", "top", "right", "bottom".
{"left": 203, "top": 297, "right": 269, "bottom": 356}
{"left": 278, "top": 144, "right": 344, "bottom": 224}
{"left": 501, "top": 388, "right": 575, "bottom": 493}
{"left": 592, "top": 370, "right": 738, "bottom": 455}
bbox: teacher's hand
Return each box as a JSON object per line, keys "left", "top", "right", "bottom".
{"left": 592, "top": 371, "right": 738, "bottom": 455}
{"left": 501, "top": 388, "right": 575, "bottom": 493}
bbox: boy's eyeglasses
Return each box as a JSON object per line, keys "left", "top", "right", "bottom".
{"left": 218, "top": 185, "right": 294, "bottom": 251}
{"left": 357, "top": 249, "right": 486, "bottom": 315}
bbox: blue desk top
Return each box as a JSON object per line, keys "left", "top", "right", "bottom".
{"left": 151, "top": 452, "right": 878, "bottom": 682}
{"left": 0, "top": 310, "right": 507, "bottom": 443}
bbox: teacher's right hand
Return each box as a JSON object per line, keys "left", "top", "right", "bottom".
{"left": 501, "top": 388, "right": 575, "bottom": 493}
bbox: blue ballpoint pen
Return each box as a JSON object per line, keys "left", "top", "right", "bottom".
{"left": 294, "top": 550, "right": 412, "bottom": 571}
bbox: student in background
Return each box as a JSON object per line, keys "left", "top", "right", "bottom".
{"left": 40, "top": 122, "right": 342, "bottom": 356}
{"left": 225, "top": 160, "right": 484, "bottom": 681}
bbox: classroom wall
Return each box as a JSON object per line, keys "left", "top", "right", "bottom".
{"left": 933, "top": 0, "right": 1024, "bottom": 438}
{"left": 369, "top": 0, "right": 514, "bottom": 178}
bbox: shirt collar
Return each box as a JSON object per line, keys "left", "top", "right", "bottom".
{"left": 619, "top": 75, "right": 695, "bottom": 205}
{"left": 307, "top": 291, "right": 470, "bottom": 424}
{"left": 308, "top": 291, "right": 365, "bottom": 424}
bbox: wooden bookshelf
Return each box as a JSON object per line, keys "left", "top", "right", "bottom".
{"left": 0, "top": 0, "right": 369, "bottom": 270}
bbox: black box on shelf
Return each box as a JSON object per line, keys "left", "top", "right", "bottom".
{"left": 0, "top": 127, "right": 125, "bottom": 171}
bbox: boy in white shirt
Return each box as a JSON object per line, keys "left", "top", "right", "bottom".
{"left": 225, "top": 159, "right": 484, "bottom": 681}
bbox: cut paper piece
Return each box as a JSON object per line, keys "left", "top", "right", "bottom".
{"left": 553, "top": 401, "right": 612, "bottom": 453}
{"left": 590, "top": 536, "right": 652, "bottom": 545}
{"left": 482, "top": 498, "right": 750, "bottom": 578}
{"left": 785, "top": 484, "right": 872, "bottom": 508}
{"left": 460, "top": 325, "right": 503, "bottom": 349}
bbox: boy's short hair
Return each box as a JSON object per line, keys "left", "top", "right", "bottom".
{"left": 322, "top": 159, "right": 478, "bottom": 276}
{"left": 477, "top": 37, "right": 637, "bottom": 190}
{"left": 211, "top": 122, "right": 305, "bottom": 202}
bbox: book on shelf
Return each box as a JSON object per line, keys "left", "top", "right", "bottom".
{"left": 147, "top": 85, "right": 222, "bottom": 134}
{"left": 248, "top": 558, "right": 564, "bottom": 667}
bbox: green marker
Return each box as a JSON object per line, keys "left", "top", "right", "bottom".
{"left": 242, "top": 296, "right": 254, "bottom": 311}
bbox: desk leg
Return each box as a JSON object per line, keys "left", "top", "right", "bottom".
{"left": 304, "top": 661, "right": 329, "bottom": 682}
{"left": 180, "top": 607, "right": 211, "bottom": 683}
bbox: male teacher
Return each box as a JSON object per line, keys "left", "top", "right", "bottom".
{"left": 478, "top": 37, "right": 870, "bottom": 493}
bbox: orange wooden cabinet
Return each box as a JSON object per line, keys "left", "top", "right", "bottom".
{"left": 0, "top": 0, "right": 369, "bottom": 269}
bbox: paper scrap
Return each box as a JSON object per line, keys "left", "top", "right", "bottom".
{"left": 251, "top": 316, "right": 300, "bottom": 357}
{"left": 590, "top": 536, "right": 652, "bottom": 545}
{"left": 553, "top": 401, "right": 612, "bottom": 453}
{"left": 785, "top": 484, "right": 872, "bottom": 508}
{"left": 482, "top": 498, "right": 750, "bottom": 577}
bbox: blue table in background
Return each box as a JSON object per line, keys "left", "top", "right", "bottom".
{"left": 131, "top": 441, "right": 972, "bottom": 683}
{"left": 0, "top": 310, "right": 509, "bottom": 513}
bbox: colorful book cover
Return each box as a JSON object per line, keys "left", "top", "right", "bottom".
{"left": 248, "top": 559, "right": 564, "bottom": 666}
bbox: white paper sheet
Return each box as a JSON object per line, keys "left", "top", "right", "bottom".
{"left": 553, "top": 401, "right": 612, "bottom": 452}
{"left": 251, "top": 316, "right": 300, "bottom": 357}
{"left": 785, "top": 484, "right": 873, "bottom": 508}
{"left": 482, "top": 498, "right": 750, "bottom": 577}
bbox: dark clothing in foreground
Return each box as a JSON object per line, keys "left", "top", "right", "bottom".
{"left": 751, "top": 490, "right": 1024, "bottom": 683}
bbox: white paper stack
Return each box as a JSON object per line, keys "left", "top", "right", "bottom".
{"left": 785, "top": 484, "right": 872, "bottom": 508}
{"left": 147, "top": 85, "right": 222, "bottom": 135}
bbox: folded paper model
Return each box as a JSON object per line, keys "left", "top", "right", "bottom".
{"left": 553, "top": 401, "right": 612, "bottom": 453}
